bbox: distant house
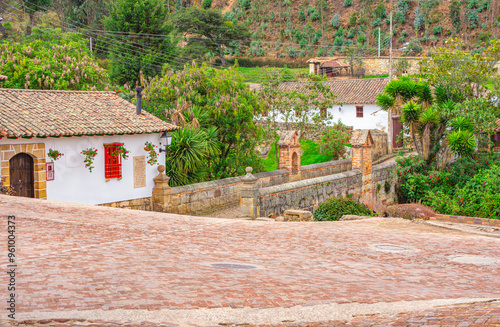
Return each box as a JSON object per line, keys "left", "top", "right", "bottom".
{"left": 0, "top": 89, "right": 178, "bottom": 205}
{"left": 307, "top": 58, "right": 352, "bottom": 77}
{"left": 275, "top": 78, "right": 391, "bottom": 132}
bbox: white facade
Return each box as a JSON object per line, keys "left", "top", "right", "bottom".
{"left": 259, "top": 104, "right": 388, "bottom": 133}
{"left": 326, "top": 104, "right": 388, "bottom": 132}
{"left": 3, "top": 133, "right": 165, "bottom": 205}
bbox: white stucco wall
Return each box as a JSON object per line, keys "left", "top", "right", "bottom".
{"left": 327, "top": 104, "right": 388, "bottom": 132}
{"left": 258, "top": 104, "right": 389, "bottom": 132}
{"left": 2, "top": 133, "right": 165, "bottom": 205}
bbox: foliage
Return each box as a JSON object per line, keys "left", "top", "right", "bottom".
{"left": 421, "top": 38, "right": 500, "bottom": 101}
{"left": 165, "top": 126, "right": 221, "bottom": 186}
{"left": 103, "top": 0, "right": 177, "bottom": 85}
{"left": 202, "top": 0, "right": 212, "bottom": 9}
{"left": 262, "top": 139, "right": 332, "bottom": 171}
{"left": 24, "top": 0, "right": 51, "bottom": 35}
{"left": 318, "top": 123, "right": 351, "bottom": 160}
{"left": 112, "top": 144, "right": 129, "bottom": 160}
{"left": 142, "top": 62, "right": 264, "bottom": 180}
{"left": 81, "top": 148, "right": 98, "bottom": 173}
{"left": 343, "top": 0, "right": 352, "bottom": 6}
{"left": 172, "top": 7, "right": 250, "bottom": 66}
{"left": 144, "top": 142, "right": 159, "bottom": 166}
{"left": 314, "top": 196, "right": 374, "bottom": 221}
{"left": 331, "top": 14, "right": 341, "bottom": 28}
{"left": 0, "top": 28, "right": 109, "bottom": 90}
{"left": 47, "top": 149, "right": 64, "bottom": 162}
{"left": 449, "top": 0, "right": 461, "bottom": 32}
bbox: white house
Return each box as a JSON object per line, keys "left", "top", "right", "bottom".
{"left": 0, "top": 88, "right": 178, "bottom": 206}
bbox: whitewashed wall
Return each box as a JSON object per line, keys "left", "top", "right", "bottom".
{"left": 3, "top": 134, "right": 165, "bottom": 205}
{"left": 257, "top": 104, "right": 389, "bottom": 132}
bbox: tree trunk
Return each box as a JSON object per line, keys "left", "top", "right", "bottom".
{"left": 26, "top": 12, "right": 35, "bottom": 36}
{"left": 422, "top": 123, "right": 431, "bottom": 163}
{"left": 218, "top": 45, "right": 229, "bottom": 67}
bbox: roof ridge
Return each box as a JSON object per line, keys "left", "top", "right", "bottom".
{"left": 0, "top": 88, "right": 114, "bottom": 94}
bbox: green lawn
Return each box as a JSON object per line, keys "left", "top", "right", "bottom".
{"left": 263, "top": 138, "right": 332, "bottom": 172}
{"left": 238, "top": 67, "right": 309, "bottom": 83}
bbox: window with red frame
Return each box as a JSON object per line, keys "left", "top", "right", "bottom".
{"left": 356, "top": 106, "right": 364, "bottom": 118}
{"left": 104, "top": 143, "right": 123, "bottom": 179}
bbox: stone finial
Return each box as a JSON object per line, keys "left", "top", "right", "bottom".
{"left": 153, "top": 165, "right": 170, "bottom": 183}
{"left": 242, "top": 166, "right": 257, "bottom": 184}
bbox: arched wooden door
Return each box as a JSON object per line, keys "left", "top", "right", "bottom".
{"left": 9, "top": 153, "right": 34, "bottom": 198}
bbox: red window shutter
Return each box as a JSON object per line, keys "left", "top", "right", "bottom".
{"left": 104, "top": 143, "right": 123, "bottom": 179}
{"left": 356, "top": 106, "right": 364, "bottom": 118}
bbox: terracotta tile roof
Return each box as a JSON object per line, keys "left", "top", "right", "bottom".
{"left": 495, "top": 118, "right": 500, "bottom": 132}
{"left": 278, "top": 78, "right": 388, "bottom": 104}
{"left": 320, "top": 61, "right": 351, "bottom": 68}
{"left": 0, "top": 89, "right": 178, "bottom": 138}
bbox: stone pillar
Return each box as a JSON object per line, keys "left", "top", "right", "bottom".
{"left": 278, "top": 131, "right": 301, "bottom": 180}
{"left": 350, "top": 130, "right": 374, "bottom": 209}
{"left": 152, "top": 165, "right": 171, "bottom": 212}
{"left": 240, "top": 167, "right": 259, "bottom": 219}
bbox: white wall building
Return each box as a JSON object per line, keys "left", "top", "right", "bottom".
{"left": 0, "top": 89, "right": 178, "bottom": 205}
{"left": 258, "top": 78, "right": 391, "bottom": 135}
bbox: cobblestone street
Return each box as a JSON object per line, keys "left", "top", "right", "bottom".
{"left": 1, "top": 195, "right": 499, "bottom": 326}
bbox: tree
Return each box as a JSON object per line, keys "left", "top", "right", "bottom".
{"left": 23, "top": 0, "right": 51, "bottom": 35}
{"left": 259, "top": 69, "right": 338, "bottom": 165}
{"left": 0, "top": 28, "right": 109, "bottom": 90}
{"left": 103, "top": 0, "right": 177, "bottom": 85}
{"left": 421, "top": 38, "right": 500, "bottom": 101}
{"left": 377, "top": 77, "right": 498, "bottom": 165}
{"left": 172, "top": 7, "right": 250, "bottom": 66}
{"left": 142, "top": 62, "right": 264, "bottom": 180}
{"left": 449, "top": 0, "right": 461, "bottom": 33}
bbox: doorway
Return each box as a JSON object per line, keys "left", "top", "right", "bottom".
{"left": 9, "top": 153, "right": 34, "bottom": 198}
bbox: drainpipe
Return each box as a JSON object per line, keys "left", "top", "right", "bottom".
{"left": 136, "top": 87, "right": 143, "bottom": 115}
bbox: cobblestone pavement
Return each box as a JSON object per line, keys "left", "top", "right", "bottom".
{"left": 1, "top": 195, "right": 499, "bottom": 326}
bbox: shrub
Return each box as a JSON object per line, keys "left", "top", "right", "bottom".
{"left": 331, "top": 14, "right": 341, "bottom": 28}
{"left": 318, "top": 123, "right": 351, "bottom": 160}
{"left": 202, "top": 0, "right": 212, "bottom": 9}
{"left": 314, "top": 196, "right": 375, "bottom": 221}
{"left": 433, "top": 25, "right": 443, "bottom": 34}
{"left": 344, "top": 0, "right": 352, "bottom": 6}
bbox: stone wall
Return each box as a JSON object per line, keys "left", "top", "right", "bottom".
{"left": 359, "top": 57, "right": 421, "bottom": 76}
{"left": 257, "top": 170, "right": 363, "bottom": 217}
{"left": 370, "top": 129, "right": 388, "bottom": 160}
{"left": 240, "top": 130, "right": 397, "bottom": 218}
{"left": 299, "top": 159, "right": 352, "bottom": 180}
{"left": 100, "top": 197, "right": 152, "bottom": 211}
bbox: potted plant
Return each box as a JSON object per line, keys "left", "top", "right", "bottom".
{"left": 144, "top": 141, "right": 159, "bottom": 166}
{"left": 47, "top": 148, "right": 64, "bottom": 162}
{"left": 81, "top": 148, "right": 98, "bottom": 172}
{"left": 112, "top": 144, "right": 129, "bottom": 160}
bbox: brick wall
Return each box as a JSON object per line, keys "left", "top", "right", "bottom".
{"left": 429, "top": 214, "right": 500, "bottom": 227}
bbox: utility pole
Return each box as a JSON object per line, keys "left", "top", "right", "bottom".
{"left": 378, "top": 27, "right": 381, "bottom": 57}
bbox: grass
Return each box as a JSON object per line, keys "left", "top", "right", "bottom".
{"left": 363, "top": 74, "right": 389, "bottom": 79}
{"left": 262, "top": 138, "right": 332, "bottom": 172}
{"left": 238, "top": 67, "right": 309, "bottom": 83}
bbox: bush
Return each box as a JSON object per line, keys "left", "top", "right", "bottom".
{"left": 202, "top": 0, "right": 212, "bottom": 9}
{"left": 314, "top": 196, "right": 375, "bottom": 221}
{"left": 344, "top": 0, "right": 352, "bottom": 6}
{"left": 318, "top": 123, "right": 351, "bottom": 160}
{"left": 331, "top": 14, "right": 341, "bottom": 28}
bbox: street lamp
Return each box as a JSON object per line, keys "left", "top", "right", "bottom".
{"left": 159, "top": 131, "right": 172, "bottom": 155}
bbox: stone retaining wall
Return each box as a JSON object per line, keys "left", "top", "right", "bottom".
{"left": 257, "top": 170, "right": 363, "bottom": 217}
{"left": 429, "top": 214, "right": 500, "bottom": 227}
{"left": 298, "top": 159, "right": 352, "bottom": 180}
{"left": 100, "top": 197, "right": 152, "bottom": 211}
{"left": 240, "top": 130, "right": 397, "bottom": 218}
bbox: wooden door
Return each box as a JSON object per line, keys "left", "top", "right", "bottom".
{"left": 392, "top": 117, "right": 403, "bottom": 148}
{"left": 9, "top": 153, "right": 34, "bottom": 198}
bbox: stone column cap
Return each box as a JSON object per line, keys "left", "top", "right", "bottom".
{"left": 241, "top": 166, "right": 257, "bottom": 184}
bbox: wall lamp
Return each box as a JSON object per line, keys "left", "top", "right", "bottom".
{"left": 159, "top": 131, "right": 172, "bottom": 155}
